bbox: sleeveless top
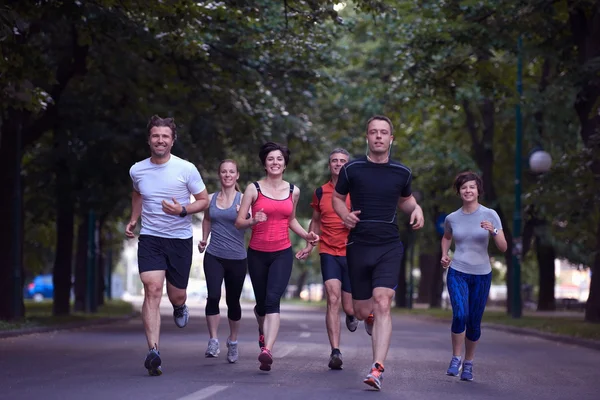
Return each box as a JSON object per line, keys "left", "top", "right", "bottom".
{"left": 206, "top": 191, "right": 247, "bottom": 260}
{"left": 248, "top": 181, "right": 294, "bottom": 252}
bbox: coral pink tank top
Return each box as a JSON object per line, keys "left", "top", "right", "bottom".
{"left": 249, "top": 182, "right": 294, "bottom": 252}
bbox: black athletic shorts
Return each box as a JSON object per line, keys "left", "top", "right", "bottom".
{"left": 346, "top": 240, "right": 404, "bottom": 301}
{"left": 320, "top": 253, "right": 352, "bottom": 293}
{"left": 137, "top": 234, "right": 193, "bottom": 289}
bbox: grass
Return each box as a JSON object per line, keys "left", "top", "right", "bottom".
{"left": 393, "top": 307, "right": 600, "bottom": 341}
{"left": 0, "top": 300, "right": 136, "bottom": 332}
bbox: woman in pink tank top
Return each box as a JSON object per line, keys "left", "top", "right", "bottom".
{"left": 235, "top": 142, "right": 319, "bottom": 372}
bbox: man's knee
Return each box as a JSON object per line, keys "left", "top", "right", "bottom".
{"left": 326, "top": 290, "right": 341, "bottom": 308}
{"left": 372, "top": 290, "right": 393, "bottom": 312}
{"left": 143, "top": 282, "right": 163, "bottom": 300}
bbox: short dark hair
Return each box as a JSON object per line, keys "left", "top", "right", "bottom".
{"left": 147, "top": 115, "right": 177, "bottom": 139}
{"left": 366, "top": 115, "right": 394, "bottom": 135}
{"left": 453, "top": 171, "right": 484, "bottom": 196}
{"left": 259, "top": 142, "right": 290, "bottom": 167}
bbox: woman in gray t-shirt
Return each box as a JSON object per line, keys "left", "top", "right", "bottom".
{"left": 198, "top": 159, "right": 249, "bottom": 363}
{"left": 440, "top": 171, "right": 507, "bottom": 381}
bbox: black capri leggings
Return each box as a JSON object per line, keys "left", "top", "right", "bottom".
{"left": 203, "top": 252, "right": 247, "bottom": 321}
{"left": 247, "top": 247, "right": 293, "bottom": 315}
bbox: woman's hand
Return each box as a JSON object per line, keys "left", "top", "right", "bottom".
{"left": 441, "top": 254, "right": 451, "bottom": 269}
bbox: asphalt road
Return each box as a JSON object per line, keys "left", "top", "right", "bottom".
{"left": 1, "top": 299, "right": 599, "bottom": 400}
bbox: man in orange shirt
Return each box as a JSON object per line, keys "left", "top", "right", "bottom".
{"left": 298, "top": 148, "right": 358, "bottom": 370}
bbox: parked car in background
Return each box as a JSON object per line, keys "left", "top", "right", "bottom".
{"left": 24, "top": 274, "right": 53, "bottom": 302}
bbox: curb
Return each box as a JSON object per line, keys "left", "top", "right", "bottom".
{"left": 401, "top": 313, "right": 600, "bottom": 352}
{"left": 0, "top": 312, "right": 140, "bottom": 340}
{"left": 481, "top": 322, "right": 600, "bottom": 351}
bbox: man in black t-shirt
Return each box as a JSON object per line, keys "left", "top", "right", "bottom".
{"left": 333, "top": 115, "right": 424, "bottom": 391}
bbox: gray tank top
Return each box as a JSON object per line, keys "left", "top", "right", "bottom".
{"left": 206, "top": 191, "right": 247, "bottom": 260}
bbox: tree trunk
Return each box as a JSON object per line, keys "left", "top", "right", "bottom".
{"left": 417, "top": 252, "right": 432, "bottom": 304}
{"left": 417, "top": 253, "right": 438, "bottom": 304}
{"left": 586, "top": 218, "right": 600, "bottom": 322}
{"left": 74, "top": 217, "right": 88, "bottom": 312}
{"left": 536, "top": 227, "right": 556, "bottom": 311}
{"left": 429, "top": 249, "right": 444, "bottom": 308}
{"left": 96, "top": 219, "right": 105, "bottom": 307}
{"left": 52, "top": 155, "right": 74, "bottom": 316}
{"left": 463, "top": 98, "right": 514, "bottom": 314}
{"left": 568, "top": 0, "right": 600, "bottom": 323}
{"left": 0, "top": 109, "right": 25, "bottom": 321}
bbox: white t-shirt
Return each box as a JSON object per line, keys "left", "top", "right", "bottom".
{"left": 130, "top": 154, "right": 205, "bottom": 239}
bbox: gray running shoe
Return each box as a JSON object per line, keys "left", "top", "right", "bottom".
{"left": 144, "top": 348, "right": 162, "bottom": 376}
{"left": 173, "top": 304, "right": 189, "bottom": 328}
{"left": 365, "top": 313, "right": 374, "bottom": 336}
{"left": 226, "top": 339, "right": 239, "bottom": 363}
{"left": 205, "top": 338, "right": 220, "bottom": 358}
{"left": 346, "top": 315, "right": 359, "bottom": 332}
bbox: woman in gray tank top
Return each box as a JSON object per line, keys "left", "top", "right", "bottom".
{"left": 440, "top": 171, "right": 507, "bottom": 382}
{"left": 198, "top": 159, "right": 249, "bottom": 363}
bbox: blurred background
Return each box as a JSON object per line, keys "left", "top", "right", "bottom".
{"left": 1, "top": 0, "right": 599, "bottom": 325}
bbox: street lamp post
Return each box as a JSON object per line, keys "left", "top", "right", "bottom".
{"left": 512, "top": 36, "right": 524, "bottom": 318}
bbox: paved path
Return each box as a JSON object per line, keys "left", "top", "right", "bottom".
{"left": 1, "top": 300, "right": 598, "bottom": 400}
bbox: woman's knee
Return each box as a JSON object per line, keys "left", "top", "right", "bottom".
{"left": 205, "top": 296, "right": 220, "bottom": 316}
{"left": 451, "top": 313, "right": 467, "bottom": 334}
{"left": 466, "top": 322, "right": 482, "bottom": 341}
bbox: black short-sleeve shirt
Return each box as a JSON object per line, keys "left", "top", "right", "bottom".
{"left": 335, "top": 156, "right": 412, "bottom": 244}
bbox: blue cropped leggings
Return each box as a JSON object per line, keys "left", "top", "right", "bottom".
{"left": 446, "top": 267, "right": 492, "bottom": 342}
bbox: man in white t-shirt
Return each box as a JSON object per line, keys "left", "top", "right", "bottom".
{"left": 126, "top": 115, "right": 209, "bottom": 376}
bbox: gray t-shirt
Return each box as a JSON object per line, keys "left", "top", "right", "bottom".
{"left": 443, "top": 205, "right": 502, "bottom": 275}
{"left": 206, "top": 191, "right": 247, "bottom": 260}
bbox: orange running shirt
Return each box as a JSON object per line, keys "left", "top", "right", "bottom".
{"left": 310, "top": 181, "right": 351, "bottom": 256}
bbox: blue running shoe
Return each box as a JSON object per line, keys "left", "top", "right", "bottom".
{"left": 144, "top": 348, "right": 162, "bottom": 376}
{"left": 460, "top": 361, "right": 473, "bottom": 381}
{"left": 446, "top": 356, "right": 461, "bottom": 376}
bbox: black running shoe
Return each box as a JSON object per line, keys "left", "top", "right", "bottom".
{"left": 328, "top": 349, "right": 343, "bottom": 370}
{"left": 144, "top": 348, "right": 162, "bottom": 376}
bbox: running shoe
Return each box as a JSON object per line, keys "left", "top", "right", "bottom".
{"left": 328, "top": 348, "right": 343, "bottom": 370}
{"left": 346, "top": 315, "right": 359, "bottom": 332}
{"left": 446, "top": 356, "right": 461, "bottom": 376}
{"left": 460, "top": 361, "right": 474, "bottom": 381}
{"left": 364, "top": 362, "right": 384, "bottom": 390}
{"left": 205, "top": 338, "right": 220, "bottom": 358}
{"left": 144, "top": 348, "right": 162, "bottom": 376}
{"left": 258, "top": 347, "right": 273, "bottom": 371}
{"left": 173, "top": 304, "right": 189, "bottom": 328}
{"left": 365, "top": 313, "right": 374, "bottom": 336}
{"left": 226, "top": 339, "right": 239, "bottom": 363}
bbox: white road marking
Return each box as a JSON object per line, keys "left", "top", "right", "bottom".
{"left": 299, "top": 323, "right": 309, "bottom": 330}
{"left": 275, "top": 344, "right": 297, "bottom": 358}
{"left": 299, "top": 332, "right": 311, "bottom": 338}
{"left": 177, "top": 385, "right": 229, "bottom": 400}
